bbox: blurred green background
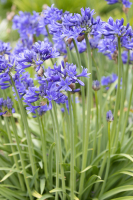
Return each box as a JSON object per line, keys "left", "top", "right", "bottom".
{"left": 0, "top": 0, "right": 133, "bottom": 41}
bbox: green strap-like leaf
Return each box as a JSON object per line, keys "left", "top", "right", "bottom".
{"left": 112, "top": 197, "right": 133, "bottom": 200}
{"left": 49, "top": 188, "right": 63, "bottom": 193}
{"left": 40, "top": 178, "right": 45, "bottom": 195}
{"left": 100, "top": 185, "right": 133, "bottom": 200}
{"left": 37, "top": 194, "right": 54, "bottom": 200}
{"left": 80, "top": 165, "right": 98, "bottom": 173}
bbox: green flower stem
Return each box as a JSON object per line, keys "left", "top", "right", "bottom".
{"left": 72, "top": 93, "right": 79, "bottom": 169}
{"left": 52, "top": 101, "right": 66, "bottom": 200}
{"left": 4, "top": 115, "right": 25, "bottom": 190}
{"left": 113, "top": 62, "right": 124, "bottom": 152}
{"left": 2, "top": 90, "right": 25, "bottom": 191}
{"left": 41, "top": 116, "right": 49, "bottom": 181}
{"left": 91, "top": 91, "right": 98, "bottom": 161}
{"left": 46, "top": 25, "right": 53, "bottom": 44}
{"left": 73, "top": 39, "right": 85, "bottom": 143}
{"left": 62, "top": 112, "right": 68, "bottom": 153}
{"left": 50, "top": 110, "right": 59, "bottom": 200}
{"left": 10, "top": 116, "right": 33, "bottom": 200}
{"left": 121, "top": 80, "right": 133, "bottom": 144}
{"left": 79, "top": 34, "right": 92, "bottom": 198}
{"left": 124, "top": 51, "right": 130, "bottom": 96}
{"left": 99, "top": 122, "right": 111, "bottom": 199}
{"left": 67, "top": 46, "right": 72, "bottom": 63}
{"left": 111, "top": 37, "right": 121, "bottom": 146}
{"left": 63, "top": 103, "right": 70, "bottom": 151}
{"left": 10, "top": 76, "right": 38, "bottom": 191}
{"left": 97, "top": 53, "right": 104, "bottom": 155}
{"left": 36, "top": 111, "right": 49, "bottom": 187}
{"left": 68, "top": 92, "right": 74, "bottom": 200}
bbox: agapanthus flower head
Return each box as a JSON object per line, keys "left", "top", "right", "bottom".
{"left": 121, "top": 50, "right": 133, "bottom": 64}
{"left": 101, "top": 73, "right": 120, "bottom": 90}
{"left": 12, "top": 11, "right": 47, "bottom": 47}
{"left": 101, "top": 17, "right": 130, "bottom": 37}
{"left": 106, "top": 0, "right": 118, "bottom": 4}
{"left": 22, "top": 60, "right": 89, "bottom": 115}
{"left": 98, "top": 35, "right": 117, "bottom": 56}
{"left": 0, "top": 97, "right": 15, "bottom": 116}
{"left": 0, "top": 54, "right": 15, "bottom": 90}
{"left": 92, "top": 80, "right": 100, "bottom": 91}
{"left": 0, "top": 41, "right": 11, "bottom": 55}
{"left": 51, "top": 6, "right": 96, "bottom": 42}
{"left": 106, "top": 0, "right": 132, "bottom": 8}
{"left": 106, "top": 110, "right": 114, "bottom": 122}
{"left": 41, "top": 4, "right": 63, "bottom": 26}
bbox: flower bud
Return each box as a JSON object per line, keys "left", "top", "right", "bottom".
{"left": 122, "top": 5, "right": 129, "bottom": 15}
{"left": 69, "top": 83, "right": 76, "bottom": 90}
{"left": 92, "top": 80, "right": 100, "bottom": 91}
{"left": 64, "top": 56, "right": 68, "bottom": 63}
{"left": 106, "top": 110, "right": 114, "bottom": 122}
{"left": 65, "top": 38, "right": 73, "bottom": 45}
{"left": 77, "top": 35, "right": 85, "bottom": 42}
{"left": 42, "top": 4, "right": 48, "bottom": 10}
{"left": 37, "top": 67, "right": 44, "bottom": 76}
{"left": 112, "top": 50, "right": 118, "bottom": 63}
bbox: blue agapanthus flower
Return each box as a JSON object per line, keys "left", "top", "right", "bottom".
{"left": 101, "top": 73, "right": 120, "bottom": 90}
{"left": 0, "top": 41, "right": 11, "bottom": 55}
{"left": 49, "top": 6, "right": 96, "bottom": 42}
{"left": 40, "top": 4, "right": 63, "bottom": 27}
{"left": 98, "top": 35, "right": 117, "bottom": 56}
{"left": 106, "top": 0, "right": 132, "bottom": 8}
{"left": 122, "top": 50, "right": 133, "bottom": 64}
{"left": 0, "top": 97, "right": 15, "bottom": 116}
{"left": 101, "top": 17, "right": 130, "bottom": 37}
{"left": 16, "top": 40, "right": 59, "bottom": 71}
{"left": 23, "top": 61, "right": 90, "bottom": 116}
{"left": 12, "top": 11, "right": 47, "bottom": 47}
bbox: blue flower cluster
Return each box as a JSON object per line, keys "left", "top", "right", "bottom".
{"left": 101, "top": 73, "right": 121, "bottom": 90}
{"left": 12, "top": 11, "right": 47, "bottom": 47}
{"left": 0, "top": 97, "right": 15, "bottom": 116}
{"left": 106, "top": 0, "right": 132, "bottom": 8}
{"left": 0, "top": 3, "right": 133, "bottom": 118}
{"left": 23, "top": 61, "right": 90, "bottom": 116}
{"left": 122, "top": 50, "right": 133, "bottom": 64}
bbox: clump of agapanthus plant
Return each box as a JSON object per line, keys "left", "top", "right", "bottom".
{"left": 1, "top": 2, "right": 133, "bottom": 200}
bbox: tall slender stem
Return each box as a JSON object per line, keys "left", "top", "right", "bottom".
{"left": 4, "top": 115, "right": 25, "bottom": 190}
{"left": 111, "top": 37, "right": 121, "bottom": 147}
{"left": 36, "top": 112, "right": 49, "bottom": 186}
{"left": 10, "top": 76, "right": 38, "bottom": 191}
{"left": 73, "top": 39, "right": 85, "bottom": 145}
{"left": 68, "top": 93, "right": 74, "bottom": 200}
{"left": 72, "top": 93, "right": 79, "bottom": 169}
{"left": 50, "top": 110, "right": 59, "bottom": 200}
{"left": 99, "top": 122, "right": 111, "bottom": 198}
{"left": 10, "top": 116, "right": 33, "bottom": 200}
{"left": 52, "top": 101, "right": 66, "bottom": 200}
{"left": 113, "top": 62, "right": 124, "bottom": 152}
{"left": 91, "top": 91, "right": 98, "bottom": 161}
{"left": 79, "top": 34, "right": 92, "bottom": 198}
{"left": 2, "top": 90, "right": 25, "bottom": 191}
{"left": 121, "top": 80, "right": 133, "bottom": 144}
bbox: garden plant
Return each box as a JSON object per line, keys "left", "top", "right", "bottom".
{"left": 0, "top": 0, "right": 133, "bottom": 199}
